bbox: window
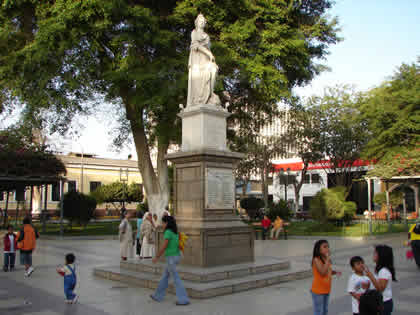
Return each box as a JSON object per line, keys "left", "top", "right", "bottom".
{"left": 52, "top": 183, "right": 61, "bottom": 201}
{"left": 90, "top": 181, "right": 101, "bottom": 192}
{"left": 312, "top": 174, "right": 320, "bottom": 184}
{"left": 0, "top": 192, "right": 3, "bottom": 201}
{"left": 67, "top": 181, "right": 77, "bottom": 193}
{"left": 303, "top": 174, "right": 310, "bottom": 184}
{"left": 15, "top": 188, "right": 25, "bottom": 201}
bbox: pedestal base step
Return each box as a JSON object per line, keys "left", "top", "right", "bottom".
{"left": 121, "top": 257, "right": 290, "bottom": 283}
{"left": 94, "top": 259, "right": 311, "bottom": 299}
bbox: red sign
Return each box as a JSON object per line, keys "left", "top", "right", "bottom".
{"left": 273, "top": 159, "right": 374, "bottom": 172}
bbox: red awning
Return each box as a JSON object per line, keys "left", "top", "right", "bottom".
{"left": 273, "top": 159, "right": 374, "bottom": 172}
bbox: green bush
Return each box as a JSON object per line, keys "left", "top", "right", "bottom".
{"left": 240, "top": 197, "right": 264, "bottom": 219}
{"left": 62, "top": 191, "right": 97, "bottom": 226}
{"left": 136, "top": 200, "right": 149, "bottom": 213}
{"left": 267, "top": 200, "right": 292, "bottom": 221}
{"left": 310, "top": 187, "right": 357, "bottom": 224}
{"left": 373, "top": 191, "right": 403, "bottom": 209}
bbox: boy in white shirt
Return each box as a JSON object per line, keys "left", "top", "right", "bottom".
{"left": 347, "top": 256, "right": 370, "bottom": 315}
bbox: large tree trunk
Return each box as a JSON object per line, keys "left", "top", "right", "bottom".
{"left": 125, "top": 101, "right": 170, "bottom": 221}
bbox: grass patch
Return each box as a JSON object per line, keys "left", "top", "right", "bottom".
{"left": 1, "top": 220, "right": 138, "bottom": 237}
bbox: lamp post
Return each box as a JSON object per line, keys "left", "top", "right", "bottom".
{"left": 119, "top": 167, "right": 129, "bottom": 212}
{"left": 279, "top": 168, "right": 291, "bottom": 202}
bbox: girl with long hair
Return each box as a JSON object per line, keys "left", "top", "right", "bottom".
{"left": 363, "top": 245, "right": 396, "bottom": 315}
{"left": 150, "top": 216, "right": 190, "bottom": 305}
{"left": 310, "top": 240, "right": 341, "bottom": 315}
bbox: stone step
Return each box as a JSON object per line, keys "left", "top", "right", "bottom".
{"left": 93, "top": 263, "right": 311, "bottom": 299}
{"left": 121, "top": 257, "right": 290, "bottom": 283}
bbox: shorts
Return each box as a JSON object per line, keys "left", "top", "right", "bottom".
{"left": 20, "top": 251, "right": 32, "bottom": 266}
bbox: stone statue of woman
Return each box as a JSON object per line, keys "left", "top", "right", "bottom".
{"left": 187, "top": 14, "right": 221, "bottom": 107}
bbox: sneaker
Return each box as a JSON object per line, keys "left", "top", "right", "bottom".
{"left": 3, "top": 267, "right": 8, "bottom": 272}
{"left": 65, "top": 299, "right": 72, "bottom": 304}
{"left": 26, "top": 267, "right": 34, "bottom": 277}
{"left": 71, "top": 295, "right": 78, "bottom": 304}
{"left": 9, "top": 267, "right": 14, "bottom": 272}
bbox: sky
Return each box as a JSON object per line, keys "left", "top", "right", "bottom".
{"left": 4, "top": 1, "right": 420, "bottom": 160}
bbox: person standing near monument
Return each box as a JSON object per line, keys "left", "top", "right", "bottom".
{"left": 119, "top": 211, "right": 133, "bottom": 261}
{"left": 140, "top": 212, "right": 156, "bottom": 259}
{"left": 150, "top": 215, "right": 190, "bottom": 305}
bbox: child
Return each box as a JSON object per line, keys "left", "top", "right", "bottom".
{"left": 311, "top": 240, "right": 341, "bottom": 315}
{"left": 56, "top": 253, "right": 78, "bottom": 304}
{"left": 3, "top": 225, "right": 17, "bottom": 272}
{"left": 363, "top": 245, "right": 396, "bottom": 315}
{"left": 347, "top": 256, "right": 370, "bottom": 315}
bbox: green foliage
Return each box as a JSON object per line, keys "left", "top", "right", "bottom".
{"left": 0, "top": 128, "right": 66, "bottom": 191}
{"left": 91, "top": 182, "right": 143, "bottom": 205}
{"left": 240, "top": 197, "right": 264, "bottom": 219}
{"left": 373, "top": 191, "right": 403, "bottom": 209}
{"left": 310, "top": 187, "right": 357, "bottom": 223}
{"left": 136, "top": 200, "right": 149, "bottom": 214}
{"left": 266, "top": 200, "right": 292, "bottom": 221}
{"left": 360, "top": 59, "right": 420, "bottom": 164}
{"left": 62, "top": 191, "right": 97, "bottom": 226}
{"left": 308, "top": 86, "right": 369, "bottom": 188}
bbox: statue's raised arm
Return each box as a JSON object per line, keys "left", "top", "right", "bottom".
{"left": 187, "top": 14, "right": 221, "bottom": 107}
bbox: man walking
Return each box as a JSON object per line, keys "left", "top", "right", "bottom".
{"left": 17, "top": 217, "right": 39, "bottom": 277}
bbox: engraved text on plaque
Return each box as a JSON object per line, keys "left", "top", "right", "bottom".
{"left": 205, "top": 168, "right": 235, "bottom": 209}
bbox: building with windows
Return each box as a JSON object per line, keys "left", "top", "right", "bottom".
{"left": 0, "top": 153, "right": 143, "bottom": 217}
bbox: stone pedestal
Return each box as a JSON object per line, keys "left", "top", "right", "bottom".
{"left": 179, "top": 104, "right": 230, "bottom": 152}
{"left": 165, "top": 150, "right": 254, "bottom": 267}
{"left": 165, "top": 104, "right": 254, "bottom": 267}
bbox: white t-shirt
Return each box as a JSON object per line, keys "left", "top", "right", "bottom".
{"left": 347, "top": 273, "right": 370, "bottom": 314}
{"left": 371, "top": 267, "right": 393, "bottom": 302}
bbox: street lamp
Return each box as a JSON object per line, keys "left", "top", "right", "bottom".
{"left": 279, "top": 167, "right": 291, "bottom": 202}
{"left": 119, "top": 167, "right": 129, "bottom": 212}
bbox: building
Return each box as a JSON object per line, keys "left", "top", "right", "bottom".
{"left": 0, "top": 153, "right": 143, "bottom": 217}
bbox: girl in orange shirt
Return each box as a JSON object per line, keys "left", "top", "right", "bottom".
{"left": 311, "top": 240, "right": 341, "bottom": 315}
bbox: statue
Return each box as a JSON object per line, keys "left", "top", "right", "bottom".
{"left": 187, "top": 14, "right": 221, "bottom": 107}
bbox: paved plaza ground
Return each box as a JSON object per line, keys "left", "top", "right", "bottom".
{"left": 1, "top": 234, "right": 419, "bottom": 315}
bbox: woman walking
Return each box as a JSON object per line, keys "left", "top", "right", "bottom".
{"left": 140, "top": 212, "right": 156, "bottom": 259}
{"left": 118, "top": 211, "right": 133, "bottom": 261}
{"left": 311, "top": 240, "right": 341, "bottom": 315}
{"left": 150, "top": 216, "right": 190, "bottom": 305}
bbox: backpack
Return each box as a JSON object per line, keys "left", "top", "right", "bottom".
{"left": 359, "top": 290, "right": 384, "bottom": 315}
{"left": 413, "top": 223, "right": 420, "bottom": 235}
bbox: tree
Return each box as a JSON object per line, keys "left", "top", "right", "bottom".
{"left": 308, "top": 85, "right": 369, "bottom": 193}
{"left": 310, "top": 187, "right": 357, "bottom": 224}
{"left": 91, "top": 182, "right": 144, "bottom": 212}
{"left": 360, "top": 59, "right": 420, "bottom": 164}
{"left": 285, "top": 101, "right": 323, "bottom": 210}
{"left": 62, "top": 191, "right": 97, "bottom": 227}
{"left": 373, "top": 191, "right": 403, "bottom": 210}
{"left": 0, "top": 1, "right": 340, "bottom": 218}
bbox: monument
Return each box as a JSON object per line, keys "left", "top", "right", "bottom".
{"left": 165, "top": 13, "right": 254, "bottom": 267}
{"left": 94, "top": 15, "right": 310, "bottom": 298}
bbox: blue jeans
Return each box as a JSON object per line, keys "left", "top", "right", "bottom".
{"left": 4, "top": 253, "right": 16, "bottom": 269}
{"left": 152, "top": 255, "right": 189, "bottom": 304}
{"left": 311, "top": 291, "right": 329, "bottom": 315}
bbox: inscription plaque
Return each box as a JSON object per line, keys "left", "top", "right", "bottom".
{"left": 205, "top": 168, "right": 235, "bottom": 209}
